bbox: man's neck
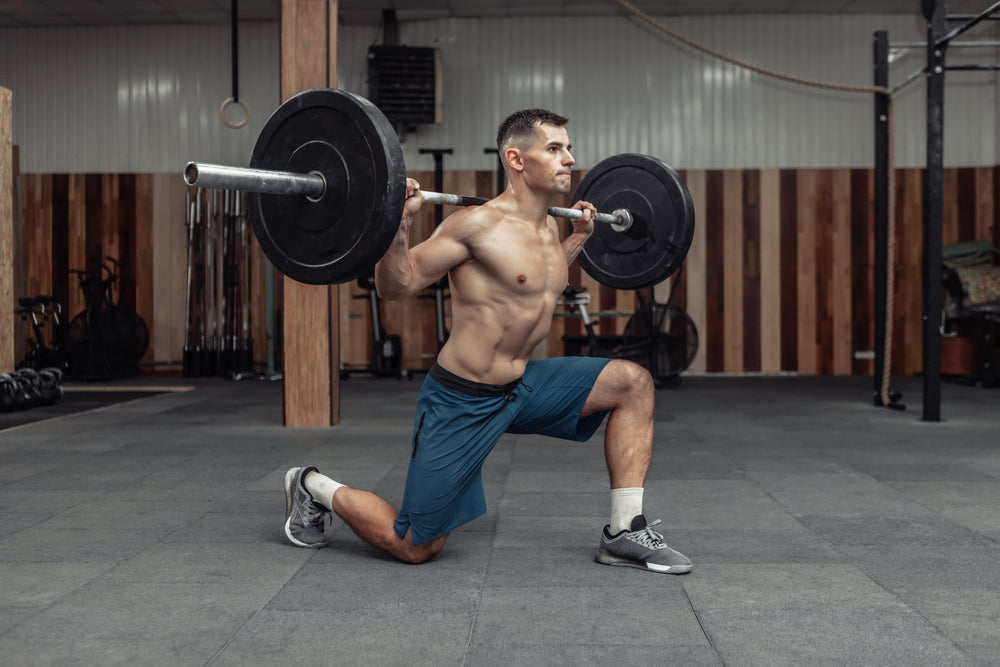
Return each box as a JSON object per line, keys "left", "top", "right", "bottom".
{"left": 501, "top": 180, "right": 555, "bottom": 228}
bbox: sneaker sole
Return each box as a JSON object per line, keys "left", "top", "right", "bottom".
{"left": 284, "top": 467, "right": 299, "bottom": 524}
{"left": 284, "top": 515, "right": 325, "bottom": 548}
{"left": 595, "top": 548, "right": 692, "bottom": 574}
{"left": 283, "top": 467, "right": 326, "bottom": 549}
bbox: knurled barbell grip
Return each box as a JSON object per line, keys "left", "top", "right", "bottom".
{"left": 420, "top": 191, "right": 489, "bottom": 208}
{"left": 185, "top": 161, "right": 632, "bottom": 231}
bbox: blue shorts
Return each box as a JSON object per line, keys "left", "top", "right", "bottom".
{"left": 394, "top": 356, "right": 613, "bottom": 545}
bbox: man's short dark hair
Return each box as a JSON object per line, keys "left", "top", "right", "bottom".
{"left": 496, "top": 109, "right": 569, "bottom": 153}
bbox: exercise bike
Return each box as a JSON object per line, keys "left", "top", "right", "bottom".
{"left": 560, "top": 280, "right": 698, "bottom": 385}
{"left": 558, "top": 287, "right": 622, "bottom": 358}
{"left": 620, "top": 285, "right": 698, "bottom": 386}
{"left": 15, "top": 296, "right": 68, "bottom": 372}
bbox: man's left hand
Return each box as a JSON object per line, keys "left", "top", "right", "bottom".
{"left": 570, "top": 200, "right": 597, "bottom": 237}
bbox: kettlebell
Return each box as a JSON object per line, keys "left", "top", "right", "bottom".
{"left": 38, "top": 368, "right": 64, "bottom": 406}
{"left": 0, "top": 373, "right": 20, "bottom": 412}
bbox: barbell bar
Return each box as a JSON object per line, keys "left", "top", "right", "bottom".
{"left": 184, "top": 162, "right": 635, "bottom": 233}
{"left": 182, "top": 88, "right": 695, "bottom": 288}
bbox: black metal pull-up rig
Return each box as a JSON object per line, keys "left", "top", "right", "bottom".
{"left": 872, "top": 0, "right": 1000, "bottom": 421}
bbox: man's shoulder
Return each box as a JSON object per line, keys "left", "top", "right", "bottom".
{"left": 440, "top": 201, "right": 506, "bottom": 237}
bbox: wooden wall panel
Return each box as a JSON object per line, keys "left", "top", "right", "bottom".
{"left": 704, "top": 171, "right": 725, "bottom": 373}
{"left": 994, "top": 168, "right": 1000, "bottom": 248}
{"left": 14, "top": 165, "right": 998, "bottom": 379}
{"left": 118, "top": 176, "right": 137, "bottom": 311}
{"left": 722, "top": 170, "right": 744, "bottom": 373}
{"left": 811, "top": 170, "right": 832, "bottom": 376}
{"left": 152, "top": 173, "right": 187, "bottom": 367}
{"left": 943, "top": 168, "right": 961, "bottom": 246}
{"left": 66, "top": 175, "right": 87, "bottom": 319}
{"left": 956, "top": 168, "right": 977, "bottom": 243}
{"left": 683, "top": 169, "right": 707, "bottom": 374}
{"left": 831, "top": 173, "right": 849, "bottom": 375}
{"left": 133, "top": 175, "right": 154, "bottom": 362}
{"left": 779, "top": 169, "right": 799, "bottom": 372}
{"left": 895, "top": 168, "right": 924, "bottom": 377}
{"left": 814, "top": 170, "right": 835, "bottom": 376}
{"left": 973, "top": 167, "right": 994, "bottom": 242}
{"left": 741, "top": 170, "right": 761, "bottom": 373}
{"left": 758, "top": 169, "right": 781, "bottom": 373}
{"left": 796, "top": 169, "right": 818, "bottom": 376}
{"left": 830, "top": 169, "right": 853, "bottom": 376}
{"left": 49, "top": 175, "right": 68, "bottom": 313}
{"left": 95, "top": 176, "right": 118, "bottom": 279}
{"left": 24, "top": 175, "right": 53, "bottom": 300}
{"left": 338, "top": 282, "right": 365, "bottom": 367}
{"left": 0, "top": 87, "right": 11, "bottom": 372}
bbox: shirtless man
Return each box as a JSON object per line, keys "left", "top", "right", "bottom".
{"left": 283, "top": 109, "right": 691, "bottom": 574}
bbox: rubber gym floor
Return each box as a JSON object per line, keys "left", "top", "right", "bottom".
{"left": 0, "top": 372, "right": 998, "bottom": 666}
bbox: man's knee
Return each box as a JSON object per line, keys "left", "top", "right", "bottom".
{"left": 398, "top": 534, "right": 447, "bottom": 564}
{"left": 626, "top": 360, "right": 654, "bottom": 392}
{"left": 585, "top": 359, "right": 653, "bottom": 415}
{"left": 604, "top": 359, "right": 654, "bottom": 397}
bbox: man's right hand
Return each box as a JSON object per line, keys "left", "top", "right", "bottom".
{"left": 403, "top": 178, "right": 424, "bottom": 220}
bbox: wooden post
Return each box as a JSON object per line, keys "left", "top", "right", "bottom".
{"left": 280, "top": 0, "right": 341, "bottom": 425}
{"left": 1, "top": 87, "right": 14, "bottom": 372}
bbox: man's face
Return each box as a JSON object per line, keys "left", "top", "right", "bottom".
{"left": 521, "top": 122, "right": 575, "bottom": 194}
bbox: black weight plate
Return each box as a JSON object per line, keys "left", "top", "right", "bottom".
{"left": 571, "top": 154, "right": 694, "bottom": 290}
{"left": 249, "top": 88, "right": 406, "bottom": 285}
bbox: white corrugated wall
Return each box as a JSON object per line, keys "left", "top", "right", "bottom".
{"left": 1, "top": 23, "right": 279, "bottom": 173}
{"left": 338, "top": 13, "right": 999, "bottom": 171}
{"left": 1, "top": 13, "right": 996, "bottom": 173}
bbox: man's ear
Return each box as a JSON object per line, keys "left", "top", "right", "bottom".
{"left": 504, "top": 146, "right": 524, "bottom": 173}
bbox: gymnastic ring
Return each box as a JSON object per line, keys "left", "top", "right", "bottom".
{"left": 220, "top": 97, "right": 250, "bottom": 129}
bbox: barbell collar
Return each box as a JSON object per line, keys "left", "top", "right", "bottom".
{"left": 184, "top": 161, "right": 326, "bottom": 200}
{"left": 609, "top": 208, "right": 633, "bottom": 233}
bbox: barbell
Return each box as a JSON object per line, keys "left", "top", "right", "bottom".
{"left": 185, "top": 162, "right": 635, "bottom": 232}
{"left": 183, "top": 88, "right": 695, "bottom": 290}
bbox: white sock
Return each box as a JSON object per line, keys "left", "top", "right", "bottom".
{"left": 610, "top": 487, "right": 644, "bottom": 534}
{"left": 304, "top": 470, "right": 346, "bottom": 511}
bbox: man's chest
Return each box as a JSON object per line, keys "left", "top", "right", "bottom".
{"left": 472, "top": 228, "right": 568, "bottom": 294}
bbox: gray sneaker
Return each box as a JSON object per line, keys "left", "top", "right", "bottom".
{"left": 284, "top": 466, "right": 328, "bottom": 548}
{"left": 596, "top": 515, "right": 692, "bottom": 574}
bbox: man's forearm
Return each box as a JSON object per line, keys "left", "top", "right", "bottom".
{"left": 374, "top": 217, "right": 415, "bottom": 300}
{"left": 562, "top": 231, "right": 591, "bottom": 265}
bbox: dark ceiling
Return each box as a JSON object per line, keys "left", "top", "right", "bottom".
{"left": 1, "top": 0, "right": 992, "bottom": 28}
